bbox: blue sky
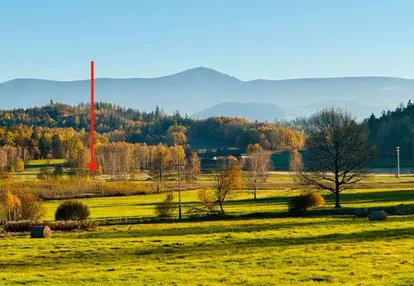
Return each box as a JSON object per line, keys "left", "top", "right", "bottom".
{"left": 1, "top": 0, "right": 413, "bottom": 82}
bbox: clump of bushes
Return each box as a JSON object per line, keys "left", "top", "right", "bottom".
{"left": 55, "top": 200, "right": 90, "bottom": 221}
{"left": 288, "top": 191, "right": 325, "bottom": 215}
{"left": 154, "top": 192, "right": 176, "bottom": 218}
{"left": 4, "top": 220, "right": 96, "bottom": 232}
{"left": 37, "top": 166, "right": 53, "bottom": 180}
{"left": 0, "top": 189, "right": 46, "bottom": 222}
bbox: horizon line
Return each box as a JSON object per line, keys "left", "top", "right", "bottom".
{"left": 0, "top": 67, "right": 411, "bottom": 84}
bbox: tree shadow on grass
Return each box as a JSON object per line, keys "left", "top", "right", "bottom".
{"left": 8, "top": 225, "right": 414, "bottom": 268}
{"left": 331, "top": 190, "right": 414, "bottom": 205}
{"left": 257, "top": 226, "right": 414, "bottom": 246}
{"left": 75, "top": 216, "right": 389, "bottom": 240}
{"left": 225, "top": 196, "right": 291, "bottom": 207}
{"left": 89, "top": 194, "right": 291, "bottom": 209}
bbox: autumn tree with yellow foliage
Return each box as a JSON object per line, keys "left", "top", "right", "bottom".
{"left": 212, "top": 157, "right": 245, "bottom": 214}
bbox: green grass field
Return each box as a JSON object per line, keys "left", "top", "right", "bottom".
{"left": 2, "top": 185, "right": 414, "bottom": 285}
{"left": 2, "top": 215, "right": 414, "bottom": 285}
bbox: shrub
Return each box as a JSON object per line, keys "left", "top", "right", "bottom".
{"left": 15, "top": 159, "right": 25, "bottom": 172}
{"left": 53, "top": 165, "right": 64, "bottom": 177}
{"left": 55, "top": 200, "right": 90, "bottom": 221}
{"left": 288, "top": 196, "right": 308, "bottom": 215}
{"left": 18, "top": 192, "right": 47, "bottom": 221}
{"left": 37, "top": 166, "right": 52, "bottom": 180}
{"left": 305, "top": 191, "right": 325, "bottom": 208}
{"left": 197, "top": 188, "right": 216, "bottom": 212}
{"left": 0, "top": 171, "right": 10, "bottom": 180}
{"left": 154, "top": 192, "right": 176, "bottom": 218}
{"left": 288, "top": 191, "right": 325, "bottom": 215}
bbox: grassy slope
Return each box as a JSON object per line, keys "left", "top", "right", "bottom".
{"left": 2, "top": 187, "right": 414, "bottom": 285}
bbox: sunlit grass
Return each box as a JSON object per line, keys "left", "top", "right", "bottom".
{"left": 1, "top": 215, "right": 414, "bottom": 285}
{"left": 25, "top": 159, "right": 67, "bottom": 166}
{"left": 43, "top": 187, "right": 414, "bottom": 220}
{"left": 3, "top": 178, "right": 414, "bottom": 285}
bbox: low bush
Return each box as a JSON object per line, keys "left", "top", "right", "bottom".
{"left": 18, "top": 192, "right": 47, "bottom": 221}
{"left": 154, "top": 192, "right": 176, "bottom": 218}
{"left": 55, "top": 200, "right": 90, "bottom": 221}
{"left": 288, "top": 196, "right": 308, "bottom": 215}
{"left": 288, "top": 191, "right": 325, "bottom": 215}
{"left": 197, "top": 188, "right": 216, "bottom": 212}
{"left": 4, "top": 220, "right": 97, "bottom": 232}
{"left": 305, "top": 191, "right": 325, "bottom": 208}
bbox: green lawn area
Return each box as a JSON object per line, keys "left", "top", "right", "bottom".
{"left": 43, "top": 187, "right": 414, "bottom": 220}
{"left": 1, "top": 215, "right": 414, "bottom": 285}
{"left": 25, "top": 159, "right": 67, "bottom": 166}
{"left": 2, "top": 187, "right": 414, "bottom": 285}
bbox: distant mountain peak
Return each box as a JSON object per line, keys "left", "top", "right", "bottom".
{"left": 1, "top": 69, "right": 413, "bottom": 120}
{"left": 169, "top": 67, "right": 241, "bottom": 82}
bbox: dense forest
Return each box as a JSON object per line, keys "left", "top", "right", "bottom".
{"left": 276, "top": 101, "right": 414, "bottom": 161}
{"left": 0, "top": 102, "right": 304, "bottom": 171}
{"left": 366, "top": 100, "right": 414, "bottom": 159}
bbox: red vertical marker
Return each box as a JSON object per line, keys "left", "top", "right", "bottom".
{"left": 87, "top": 61, "right": 97, "bottom": 172}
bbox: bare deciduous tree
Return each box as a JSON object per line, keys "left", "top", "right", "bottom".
{"left": 150, "top": 144, "right": 173, "bottom": 193}
{"left": 289, "top": 149, "right": 303, "bottom": 182}
{"left": 186, "top": 152, "right": 201, "bottom": 182}
{"left": 245, "top": 144, "right": 271, "bottom": 199}
{"left": 301, "top": 108, "right": 375, "bottom": 208}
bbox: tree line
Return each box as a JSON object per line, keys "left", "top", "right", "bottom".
{"left": 366, "top": 100, "right": 414, "bottom": 159}
{"left": 1, "top": 106, "right": 377, "bottom": 216}
{"left": 0, "top": 101, "right": 304, "bottom": 150}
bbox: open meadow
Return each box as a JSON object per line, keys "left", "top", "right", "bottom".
{"left": 1, "top": 173, "right": 414, "bottom": 285}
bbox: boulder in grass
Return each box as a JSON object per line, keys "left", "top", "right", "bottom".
{"left": 31, "top": 226, "right": 52, "bottom": 238}
{"left": 354, "top": 208, "right": 369, "bottom": 217}
{"left": 368, "top": 211, "right": 387, "bottom": 221}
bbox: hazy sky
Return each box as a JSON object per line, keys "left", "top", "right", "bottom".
{"left": 1, "top": 0, "right": 413, "bottom": 82}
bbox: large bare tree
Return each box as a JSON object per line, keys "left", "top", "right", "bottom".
{"left": 301, "top": 108, "right": 375, "bottom": 208}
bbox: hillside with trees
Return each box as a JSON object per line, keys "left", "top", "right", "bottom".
{"left": 366, "top": 100, "right": 414, "bottom": 159}
{"left": 0, "top": 101, "right": 304, "bottom": 173}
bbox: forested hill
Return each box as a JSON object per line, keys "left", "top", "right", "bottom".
{"left": 366, "top": 100, "right": 414, "bottom": 159}
{"left": 0, "top": 102, "right": 304, "bottom": 151}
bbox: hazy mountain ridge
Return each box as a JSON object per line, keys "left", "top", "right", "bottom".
{"left": 192, "top": 102, "right": 291, "bottom": 122}
{"left": 1, "top": 67, "right": 413, "bottom": 120}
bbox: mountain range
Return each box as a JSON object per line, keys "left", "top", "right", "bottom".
{"left": 1, "top": 67, "right": 413, "bottom": 121}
